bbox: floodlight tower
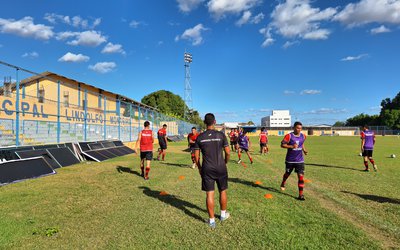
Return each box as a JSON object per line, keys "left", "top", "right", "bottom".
{"left": 184, "top": 52, "right": 193, "bottom": 120}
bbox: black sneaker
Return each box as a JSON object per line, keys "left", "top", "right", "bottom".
{"left": 297, "top": 195, "right": 305, "bottom": 201}
{"left": 363, "top": 168, "right": 370, "bottom": 172}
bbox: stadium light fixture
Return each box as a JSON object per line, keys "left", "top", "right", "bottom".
{"left": 184, "top": 53, "right": 192, "bottom": 63}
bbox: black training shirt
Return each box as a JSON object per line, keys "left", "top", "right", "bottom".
{"left": 194, "top": 129, "right": 229, "bottom": 177}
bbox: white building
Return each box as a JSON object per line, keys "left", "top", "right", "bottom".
{"left": 261, "top": 110, "right": 291, "bottom": 127}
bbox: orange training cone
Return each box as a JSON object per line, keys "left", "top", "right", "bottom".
{"left": 264, "top": 194, "right": 273, "bottom": 199}
{"left": 179, "top": 175, "right": 185, "bottom": 180}
{"left": 159, "top": 191, "right": 168, "bottom": 196}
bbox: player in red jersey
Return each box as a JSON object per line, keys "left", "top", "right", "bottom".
{"left": 228, "top": 129, "right": 237, "bottom": 152}
{"left": 188, "top": 127, "right": 199, "bottom": 169}
{"left": 135, "top": 121, "right": 154, "bottom": 180}
{"left": 157, "top": 124, "right": 168, "bottom": 161}
{"left": 259, "top": 127, "right": 269, "bottom": 155}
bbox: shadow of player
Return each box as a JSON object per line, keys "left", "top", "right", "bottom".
{"left": 342, "top": 191, "right": 400, "bottom": 205}
{"left": 116, "top": 166, "right": 142, "bottom": 177}
{"left": 139, "top": 186, "right": 206, "bottom": 222}
{"left": 306, "top": 163, "right": 362, "bottom": 172}
{"left": 228, "top": 177, "right": 296, "bottom": 199}
{"left": 159, "top": 162, "right": 189, "bottom": 168}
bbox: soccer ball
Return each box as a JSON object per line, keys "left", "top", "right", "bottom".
{"left": 391, "top": 154, "right": 396, "bottom": 158}
{"left": 358, "top": 152, "right": 362, "bottom": 156}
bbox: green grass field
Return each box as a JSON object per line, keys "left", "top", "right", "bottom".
{"left": 1, "top": 136, "right": 399, "bottom": 249}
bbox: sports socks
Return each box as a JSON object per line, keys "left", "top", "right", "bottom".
{"left": 281, "top": 173, "right": 290, "bottom": 187}
{"left": 364, "top": 161, "right": 369, "bottom": 169}
{"left": 221, "top": 210, "right": 226, "bottom": 218}
{"left": 145, "top": 167, "right": 150, "bottom": 178}
{"left": 369, "top": 158, "right": 375, "bottom": 165}
{"left": 298, "top": 175, "right": 304, "bottom": 196}
{"left": 140, "top": 166, "right": 144, "bottom": 175}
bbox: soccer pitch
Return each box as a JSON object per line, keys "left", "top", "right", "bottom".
{"left": 1, "top": 136, "right": 399, "bottom": 249}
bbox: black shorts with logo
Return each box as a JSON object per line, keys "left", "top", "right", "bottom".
{"left": 140, "top": 151, "right": 153, "bottom": 161}
{"left": 201, "top": 174, "right": 228, "bottom": 192}
{"left": 362, "top": 150, "right": 373, "bottom": 157}
{"left": 285, "top": 162, "right": 305, "bottom": 175}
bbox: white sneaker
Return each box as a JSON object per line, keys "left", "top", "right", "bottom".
{"left": 220, "top": 212, "right": 230, "bottom": 222}
{"left": 192, "top": 163, "right": 196, "bottom": 169}
{"left": 373, "top": 165, "right": 378, "bottom": 171}
{"left": 237, "top": 160, "right": 242, "bottom": 164}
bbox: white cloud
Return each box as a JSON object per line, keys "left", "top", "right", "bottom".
{"left": 44, "top": 13, "right": 101, "bottom": 29}
{"left": 263, "top": 0, "right": 337, "bottom": 46}
{"left": 101, "top": 42, "right": 126, "bottom": 55}
{"left": 283, "top": 90, "right": 295, "bottom": 95}
{"left": 259, "top": 27, "right": 274, "bottom": 47}
{"left": 176, "top": 24, "right": 209, "bottom": 46}
{"left": 340, "top": 54, "right": 368, "bottom": 61}
{"left": 334, "top": 0, "right": 400, "bottom": 27}
{"left": 252, "top": 12, "right": 265, "bottom": 24}
{"left": 89, "top": 62, "right": 116, "bottom": 74}
{"left": 303, "top": 108, "right": 348, "bottom": 115}
{"left": 57, "top": 30, "right": 107, "bottom": 47}
{"left": 235, "top": 11, "right": 264, "bottom": 26}
{"left": 207, "top": 0, "right": 261, "bottom": 19}
{"left": 300, "top": 89, "right": 322, "bottom": 95}
{"left": 282, "top": 40, "right": 299, "bottom": 49}
{"left": 177, "top": 0, "right": 205, "bottom": 12}
{"left": 236, "top": 11, "right": 252, "bottom": 26}
{"left": 129, "top": 20, "right": 146, "bottom": 28}
{"left": 0, "top": 16, "right": 54, "bottom": 40}
{"left": 370, "top": 25, "right": 391, "bottom": 35}
{"left": 0, "top": 44, "right": 3, "bottom": 48}
{"left": 58, "top": 52, "right": 90, "bottom": 63}
{"left": 157, "top": 41, "right": 164, "bottom": 46}
{"left": 22, "top": 51, "right": 39, "bottom": 59}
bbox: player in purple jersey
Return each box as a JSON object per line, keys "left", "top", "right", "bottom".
{"left": 237, "top": 131, "right": 253, "bottom": 164}
{"left": 280, "top": 121, "right": 308, "bottom": 201}
{"left": 360, "top": 125, "right": 377, "bottom": 172}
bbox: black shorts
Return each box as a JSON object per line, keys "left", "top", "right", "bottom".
{"left": 240, "top": 147, "right": 249, "bottom": 152}
{"left": 230, "top": 141, "right": 235, "bottom": 145}
{"left": 159, "top": 140, "right": 167, "bottom": 150}
{"left": 140, "top": 151, "right": 153, "bottom": 161}
{"left": 201, "top": 174, "right": 228, "bottom": 192}
{"left": 362, "top": 150, "right": 373, "bottom": 157}
{"left": 260, "top": 143, "right": 267, "bottom": 147}
{"left": 285, "top": 162, "right": 305, "bottom": 175}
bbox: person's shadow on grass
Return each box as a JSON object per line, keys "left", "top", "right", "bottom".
{"left": 228, "top": 177, "right": 296, "bottom": 199}
{"left": 342, "top": 191, "right": 400, "bottom": 205}
{"left": 139, "top": 186, "right": 206, "bottom": 222}
{"left": 306, "top": 163, "right": 362, "bottom": 172}
{"left": 116, "top": 166, "right": 142, "bottom": 177}
{"left": 159, "top": 162, "right": 189, "bottom": 168}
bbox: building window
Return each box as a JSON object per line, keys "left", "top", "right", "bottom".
{"left": 63, "top": 91, "right": 69, "bottom": 107}
{"left": 3, "top": 77, "right": 11, "bottom": 97}
{"left": 38, "top": 86, "right": 45, "bottom": 103}
{"left": 98, "top": 95, "right": 102, "bottom": 108}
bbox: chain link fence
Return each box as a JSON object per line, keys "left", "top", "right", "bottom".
{"left": 0, "top": 60, "right": 196, "bottom": 147}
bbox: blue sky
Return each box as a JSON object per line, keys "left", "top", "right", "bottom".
{"left": 0, "top": 0, "right": 399, "bottom": 125}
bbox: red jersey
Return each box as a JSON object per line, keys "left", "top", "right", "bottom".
{"left": 158, "top": 128, "right": 167, "bottom": 138}
{"left": 140, "top": 129, "right": 153, "bottom": 152}
{"left": 188, "top": 133, "right": 198, "bottom": 145}
{"left": 260, "top": 131, "right": 268, "bottom": 143}
{"left": 229, "top": 131, "right": 236, "bottom": 142}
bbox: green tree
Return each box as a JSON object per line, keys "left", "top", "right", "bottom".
{"left": 333, "top": 121, "right": 345, "bottom": 127}
{"left": 346, "top": 113, "right": 380, "bottom": 126}
{"left": 141, "top": 90, "right": 186, "bottom": 118}
{"left": 247, "top": 121, "right": 255, "bottom": 125}
{"left": 141, "top": 90, "right": 203, "bottom": 128}
{"left": 381, "top": 109, "right": 400, "bottom": 130}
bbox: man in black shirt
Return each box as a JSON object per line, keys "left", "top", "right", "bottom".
{"left": 194, "top": 113, "right": 230, "bottom": 229}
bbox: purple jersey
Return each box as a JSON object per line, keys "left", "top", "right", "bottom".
{"left": 282, "top": 132, "right": 306, "bottom": 163}
{"left": 238, "top": 134, "right": 249, "bottom": 149}
{"left": 361, "top": 130, "right": 375, "bottom": 150}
